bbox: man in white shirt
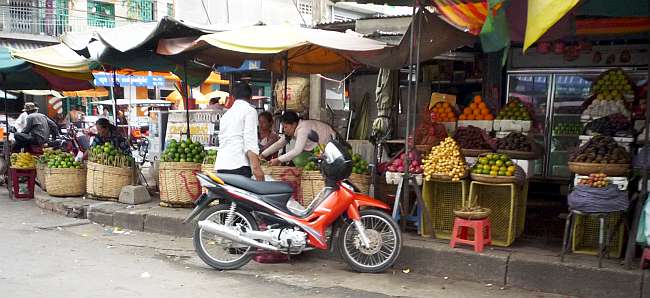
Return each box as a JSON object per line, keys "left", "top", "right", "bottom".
{"left": 215, "top": 82, "right": 264, "bottom": 181}
{"left": 262, "top": 111, "right": 336, "bottom": 166}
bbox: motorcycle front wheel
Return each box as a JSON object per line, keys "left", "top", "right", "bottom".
{"left": 338, "top": 209, "right": 402, "bottom": 273}
{"left": 193, "top": 204, "right": 258, "bottom": 270}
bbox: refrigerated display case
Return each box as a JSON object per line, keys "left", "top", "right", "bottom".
{"left": 506, "top": 68, "right": 648, "bottom": 180}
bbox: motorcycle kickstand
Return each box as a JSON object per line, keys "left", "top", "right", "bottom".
{"left": 286, "top": 239, "right": 292, "bottom": 263}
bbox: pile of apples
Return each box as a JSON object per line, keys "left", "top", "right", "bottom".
{"left": 387, "top": 151, "right": 423, "bottom": 174}
{"left": 578, "top": 173, "right": 609, "bottom": 188}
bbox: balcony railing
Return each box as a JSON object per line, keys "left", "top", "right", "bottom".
{"left": 0, "top": 2, "right": 157, "bottom": 38}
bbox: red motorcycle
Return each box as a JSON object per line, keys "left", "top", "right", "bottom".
{"left": 184, "top": 139, "right": 401, "bottom": 273}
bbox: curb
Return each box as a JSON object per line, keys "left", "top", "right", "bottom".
{"left": 34, "top": 190, "right": 646, "bottom": 298}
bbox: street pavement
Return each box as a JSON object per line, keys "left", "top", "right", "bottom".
{"left": 0, "top": 190, "right": 560, "bottom": 298}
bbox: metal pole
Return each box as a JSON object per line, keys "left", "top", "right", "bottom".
{"left": 111, "top": 70, "right": 118, "bottom": 125}
{"left": 624, "top": 35, "right": 650, "bottom": 268}
{"left": 401, "top": 2, "right": 417, "bottom": 221}
{"left": 283, "top": 52, "right": 289, "bottom": 113}
{"left": 3, "top": 74, "right": 12, "bottom": 198}
{"left": 182, "top": 61, "right": 191, "bottom": 140}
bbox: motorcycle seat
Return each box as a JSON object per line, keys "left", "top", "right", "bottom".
{"left": 216, "top": 173, "right": 294, "bottom": 195}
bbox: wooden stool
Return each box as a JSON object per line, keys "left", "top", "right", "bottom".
{"left": 450, "top": 217, "right": 492, "bottom": 253}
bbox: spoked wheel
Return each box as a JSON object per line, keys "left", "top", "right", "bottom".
{"left": 193, "top": 204, "right": 258, "bottom": 270}
{"left": 338, "top": 209, "right": 402, "bottom": 273}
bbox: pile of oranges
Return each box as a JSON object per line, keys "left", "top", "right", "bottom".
{"left": 459, "top": 96, "right": 494, "bottom": 121}
{"left": 431, "top": 102, "right": 457, "bottom": 122}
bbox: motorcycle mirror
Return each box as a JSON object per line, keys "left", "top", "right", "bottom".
{"left": 307, "top": 130, "right": 319, "bottom": 143}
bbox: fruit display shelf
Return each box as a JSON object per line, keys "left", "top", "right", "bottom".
{"left": 457, "top": 120, "right": 493, "bottom": 132}
{"left": 493, "top": 120, "right": 531, "bottom": 133}
{"left": 568, "top": 162, "right": 629, "bottom": 176}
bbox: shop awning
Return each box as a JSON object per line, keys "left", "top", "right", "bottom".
{"left": 157, "top": 23, "right": 390, "bottom": 73}
{"left": 432, "top": 0, "right": 487, "bottom": 35}
{"left": 12, "top": 44, "right": 95, "bottom": 79}
{"left": 158, "top": 9, "right": 475, "bottom": 72}
{"left": 0, "top": 47, "right": 92, "bottom": 91}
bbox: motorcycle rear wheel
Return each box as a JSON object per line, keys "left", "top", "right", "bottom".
{"left": 338, "top": 209, "right": 402, "bottom": 273}
{"left": 193, "top": 204, "right": 258, "bottom": 270}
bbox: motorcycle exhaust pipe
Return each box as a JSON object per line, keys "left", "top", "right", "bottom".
{"left": 198, "top": 220, "right": 279, "bottom": 252}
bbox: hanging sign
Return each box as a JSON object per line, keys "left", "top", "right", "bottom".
{"left": 93, "top": 73, "right": 166, "bottom": 88}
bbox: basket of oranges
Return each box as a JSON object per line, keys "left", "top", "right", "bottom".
{"left": 458, "top": 96, "right": 494, "bottom": 131}
{"left": 430, "top": 101, "right": 458, "bottom": 133}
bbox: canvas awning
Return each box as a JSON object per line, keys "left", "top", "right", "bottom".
{"left": 62, "top": 87, "right": 109, "bottom": 98}
{"left": 0, "top": 47, "right": 92, "bottom": 91}
{"left": 12, "top": 44, "right": 95, "bottom": 77}
{"left": 158, "top": 9, "right": 474, "bottom": 72}
{"left": 157, "top": 24, "right": 391, "bottom": 73}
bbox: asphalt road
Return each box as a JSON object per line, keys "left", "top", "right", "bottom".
{"left": 0, "top": 192, "right": 560, "bottom": 298}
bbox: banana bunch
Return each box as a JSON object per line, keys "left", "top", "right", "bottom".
{"left": 11, "top": 152, "right": 36, "bottom": 169}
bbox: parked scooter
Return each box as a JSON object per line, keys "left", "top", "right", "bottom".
{"left": 184, "top": 138, "right": 401, "bottom": 273}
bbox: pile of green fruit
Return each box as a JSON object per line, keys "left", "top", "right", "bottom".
{"left": 202, "top": 149, "right": 218, "bottom": 165}
{"left": 44, "top": 151, "right": 82, "bottom": 169}
{"left": 471, "top": 153, "right": 516, "bottom": 177}
{"left": 89, "top": 142, "right": 135, "bottom": 168}
{"left": 351, "top": 152, "right": 369, "bottom": 175}
{"left": 593, "top": 68, "right": 634, "bottom": 100}
{"left": 496, "top": 99, "right": 531, "bottom": 121}
{"left": 161, "top": 139, "right": 206, "bottom": 163}
{"left": 553, "top": 122, "right": 583, "bottom": 135}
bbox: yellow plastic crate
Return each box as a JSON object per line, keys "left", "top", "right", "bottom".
{"left": 420, "top": 179, "right": 468, "bottom": 239}
{"left": 571, "top": 212, "right": 625, "bottom": 258}
{"left": 468, "top": 181, "right": 520, "bottom": 247}
{"left": 516, "top": 182, "right": 528, "bottom": 237}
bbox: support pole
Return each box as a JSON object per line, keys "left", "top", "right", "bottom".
{"left": 111, "top": 69, "right": 118, "bottom": 125}
{"left": 3, "top": 74, "right": 11, "bottom": 198}
{"left": 182, "top": 61, "right": 191, "bottom": 140}
{"left": 624, "top": 35, "right": 650, "bottom": 268}
{"left": 283, "top": 52, "right": 289, "bottom": 114}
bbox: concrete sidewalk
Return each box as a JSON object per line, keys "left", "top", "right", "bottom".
{"left": 33, "top": 189, "right": 648, "bottom": 298}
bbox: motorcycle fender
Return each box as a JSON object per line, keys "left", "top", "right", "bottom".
{"left": 182, "top": 186, "right": 230, "bottom": 223}
{"left": 345, "top": 193, "right": 391, "bottom": 221}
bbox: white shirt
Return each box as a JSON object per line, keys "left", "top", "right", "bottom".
{"left": 262, "top": 119, "right": 336, "bottom": 163}
{"left": 14, "top": 112, "right": 27, "bottom": 132}
{"left": 215, "top": 99, "right": 259, "bottom": 171}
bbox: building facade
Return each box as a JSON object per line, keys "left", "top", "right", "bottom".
{"left": 0, "top": 0, "right": 173, "bottom": 49}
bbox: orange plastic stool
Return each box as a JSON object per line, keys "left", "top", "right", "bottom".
{"left": 641, "top": 248, "right": 650, "bottom": 269}
{"left": 449, "top": 217, "right": 492, "bottom": 253}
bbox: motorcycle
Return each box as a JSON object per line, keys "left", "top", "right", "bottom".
{"left": 184, "top": 139, "right": 402, "bottom": 273}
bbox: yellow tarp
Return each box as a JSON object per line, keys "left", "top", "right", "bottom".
{"left": 62, "top": 87, "right": 109, "bottom": 97}
{"left": 12, "top": 44, "right": 93, "bottom": 76}
{"left": 523, "top": 0, "right": 579, "bottom": 52}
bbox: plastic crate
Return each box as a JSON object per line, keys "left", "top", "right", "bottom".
{"left": 420, "top": 179, "right": 468, "bottom": 239}
{"left": 468, "top": 181, "right": 519, "bottom": 247}
{"left": 571, "top": 212, "right": 625, "bottom": 258}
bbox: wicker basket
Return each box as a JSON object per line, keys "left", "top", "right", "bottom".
{"left": 262, "top": 166, "right": 302, "bottom": 199}
{"left": 454, "top": 208, "right": 491, "bottom": 220}
{"left": 470, "top": 173, "right": 517, "bottom": 184}
{"left": 568, "top": 162, "right": 630, "bottom": 176}
{"left": 36, "top": 162, "right": 47, "bottom": 191}
{"left": 159, "top": 161, "right": 202, "bottom": 208}
{"left": 461, "top": 148, "right": 493, "bottom": 157}
{"left": 300, "top": 170, "right": 324, "bottom": 207}
{"left": 45, "top": 167, "right": 86, "bottom": 197}
{"left": 86, "top": 161, "right": 134, "bottom": 200}
{"left": 201, "top": 163, "right": 215, "bottom": 175}
{"left": 349, "top": 173, "right": 370, "bottom": 194}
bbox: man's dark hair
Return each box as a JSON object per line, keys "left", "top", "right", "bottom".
{"left": 96, "top": 118, "right": 111, "bottom": 129}
{"left": 233, "top": 82, "right": 252, "bottom": 100}
{"left": 281, "top": 111, "right": 300, "bottom": 125}
{"left": 259, "top": 111, "right": 273, "bottom": 123}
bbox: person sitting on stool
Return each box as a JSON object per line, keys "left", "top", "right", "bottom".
{"left": 13, "top": 103, "right": 59, "bottom": 152}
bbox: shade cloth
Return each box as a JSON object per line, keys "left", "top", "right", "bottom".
{"left": 0, "top": 48, "right": 92, "bottom": 91}
{"left": 62, "top": 87, "right": 109, "bottom": 98}
{"left": 158, "top": 9, "right": 474, "bottom": 72}
{"left": 12, "top": 44, "right": 95, "bottom": 76}
{"left": 91, "top": 99, "right": 172, "bottom": 106}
